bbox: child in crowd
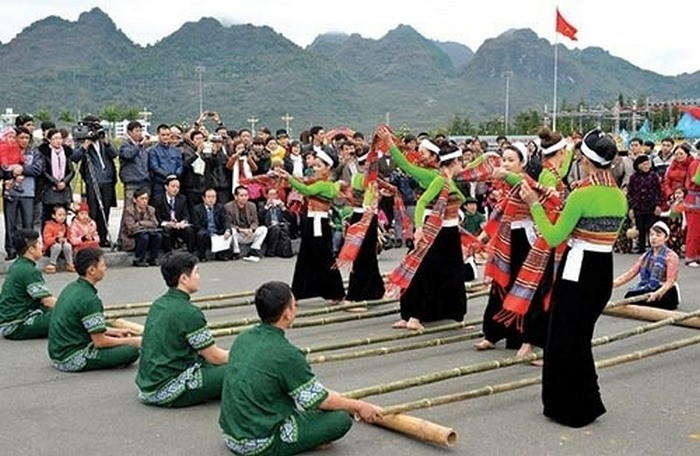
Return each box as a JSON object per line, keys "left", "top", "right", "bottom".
{"left": 42, "top": 205, "right": 74, "bottom": 274}
{"left": 68, "top": 202, "right": 100, "bottom": 253}
{"left": 613, "top": 221, "right": 680, "bottom": 310}
{"left": 0, "top": 127, "right": 25, "bottom": 200}
{"left": 662, "top": 187, "right": 687, "bottom": 256}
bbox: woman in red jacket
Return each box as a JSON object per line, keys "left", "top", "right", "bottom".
{"left": 662, "top": 143, "right": 691, "bottom": 203}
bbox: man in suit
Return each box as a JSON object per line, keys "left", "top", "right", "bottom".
{"left": 192, "top": 188, "right": 232, "bottom": 261}
{"left": 224, "top": 186, "right": 267, "bottom": 262}
{"left": 151, "top": 175, "right": 195, "bottom": 254}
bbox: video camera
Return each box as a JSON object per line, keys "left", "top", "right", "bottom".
{"left": 72, "top": 120, "right": 107, "bottom": 141}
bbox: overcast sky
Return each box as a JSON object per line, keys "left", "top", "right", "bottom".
{"left": 1, "top": 0, "right": 696, "bottom": 76}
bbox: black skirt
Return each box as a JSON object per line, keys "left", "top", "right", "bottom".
{"left": 292, "top": 215, "right": 345, "bottom": 300}
{"left": 542, "top": 247, "right": 610, "bottom": 428}
{"left": 624, "top": 285, "right": 679, "bottom": 311}
{"left": 481, "top": 228, "right": 530, "bottom": 348}
{"left": 346, "top": 212, "right": 385, "bottom": 301}
{"left": 400, "top": 226, "right": 466, "bottom": 323}
{"left": 522, "top": 250, "right": 555, "bottom": 348}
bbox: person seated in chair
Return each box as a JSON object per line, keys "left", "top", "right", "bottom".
{"left": 224, "top": 185, "right": 267, "bottom": 262}
{"left": 120, "top": 187, "right": 162, "bottom": 267}
{"left": 192, "top": 188, "right": 232, "bottom": 261}
{"left": 152, "top": 175, "right": 195, "bottom": 253}
{"left": 259, "top": 187, "right": 294, "bottom": 258}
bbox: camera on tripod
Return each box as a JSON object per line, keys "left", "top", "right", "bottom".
{"left": 72, "top": 120, "right": 107, "bottom": 141}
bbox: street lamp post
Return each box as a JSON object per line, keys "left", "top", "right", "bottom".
{"left": 194, "top": 66, "right": 205, "bottom": 115}
{"left": 281, "top": 113, "right": 294, "bottom": 136}
{"left": 247, "top": 116, "right": 259, "bottom": 133}
{"left": 503, "top": 70, "right": 513, "bottom": 135}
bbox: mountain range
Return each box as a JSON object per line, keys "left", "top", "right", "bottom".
{"left": 1, "top": 7, "right": 699, "bottom": 134}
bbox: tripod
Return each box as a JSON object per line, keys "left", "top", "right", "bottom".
{"left": 82, "top": 142, "right": 116, "bottom": 251}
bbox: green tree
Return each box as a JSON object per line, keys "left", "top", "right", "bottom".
{"left": 35, "top": 108, "right": 52, "bottom": 124}
{"left": 122, "top": 106, "right": 141, "bottom": 121}
{"left": 512, "top": 110, "right": 543, "bottom": 134}
{"left": 58, "top": 110, "right": 74, "bottom": 123}
{"left": 100, "top": 104, "right": 123, "bottom": 138}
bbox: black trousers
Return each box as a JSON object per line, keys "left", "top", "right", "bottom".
{"left": 86, "top": 183, "right": 115, "bottom": 246}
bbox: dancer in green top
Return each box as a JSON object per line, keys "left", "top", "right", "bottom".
{"left": 220, "top": 281, "right": 382, "bottom": 455}
{"left": 520, "top": 128, "right": 627, "bottom": 428}
{"left": 276, "top": 150, "right": 345, "bottom": 301}
{"left": 0, "top": 229, "right": 56, "bottom": 339}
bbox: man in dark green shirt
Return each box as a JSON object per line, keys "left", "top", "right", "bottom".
{"left": 219, "top": 281, "right": 382, "bottom": 455}
{"left": 0, "top": 229, "right": 56, "bottom": 339}
{"left": 136, "top": 251, "right": 229, "bottom": 407}
{"left": 48, "top": 248, "right": 141, "bottom": 371}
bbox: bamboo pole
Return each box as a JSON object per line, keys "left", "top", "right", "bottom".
{"left": 375, "top": 413, "right": 457, "bottom": 448}
{"left": 344, "top": 306, "right": 700, "bottom": 400}
{"left": 604, "top": 304, "right": 700, "bottom": 329}
{"left": 111, "top": 318, "right": 144, "bottom": 335}
{"left": 379, "top": 333, "right": 700, "bottom": 416}
{"left": 104, "top": 276, "right": 488, "bottom": 312}
{"left": 205, "top": 289, "right": 490, "bottom": 331}
{"left": 210, "top": 306, "right": 402, "bottom": 337}
{"left": 309, "top": 330, "right": 484, "bottom": 364}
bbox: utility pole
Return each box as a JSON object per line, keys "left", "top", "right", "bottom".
{"left": 281, "top": 113, "right": 294, "bottom": 135}
{"left": 194, "top": 66, "right": 206, "bottom": 115}
{"left": 247, "top": 116, "right": 259, "bottom": 133}
{"left": 503, "top": 70, "right": 513, "bottom": 135}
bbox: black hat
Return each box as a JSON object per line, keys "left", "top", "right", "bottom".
{"left": 581, "top": 128, "right": 617, "bottom": 167}
{"left": 633, "top": 154, "right": 650, "bottom": 172}
{"left": 275, "top": 129, "right": 288, "bottom": 139}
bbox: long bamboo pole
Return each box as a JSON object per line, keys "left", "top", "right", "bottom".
{"left": 205, "top": 289, "right": 490, "bottom": 331}
{"left": 604, "top": 304, "right": 700, "bottom": 329}
{"left": 309, "top": 331, "right": 484, "bottom": 364}
{"left": 344, "top": 307, "right": 700, "bottom": 400}
{"left": 379, "top": 332, "right": 700, "bottom": 416}
{"left": 104, "top": 277, "right": 488, "bottom": 312}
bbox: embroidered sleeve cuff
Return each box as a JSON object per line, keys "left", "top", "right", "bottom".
{"left": 26, "top": 282, "right": 51, "bottom": 300}
{"left": 186, "top": 326, "right": 215, "bottom": 351}
{"left": 82, "top": 313, "right": 107, "bottom": 333}
{"left": 290, "top": 377, "right": 328, "bottom": 412}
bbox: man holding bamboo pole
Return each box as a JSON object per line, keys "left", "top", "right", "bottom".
{"left": 136, "top": 252, "right": 229, "bottom": 407}
{"left": 219, "top": 281, "right": 382, "bottom": 455}
{"left": 48, "top": 248, "right": 141, "bottom": 371}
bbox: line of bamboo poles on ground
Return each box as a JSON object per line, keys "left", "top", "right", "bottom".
{"left": 345, "top": 300, "right": 698, "bottom": 400}
{"left": 103, "top": 277, "right": 491, "bottom": 313}
{"left": 361, "top": 306, "right": 700, "bottom": 447}
{"left": 372, "top": 331, "right": 700, "bottom": 447}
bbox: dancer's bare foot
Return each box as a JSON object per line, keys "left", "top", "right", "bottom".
{"left": 516, "top": 343, "right": 533, "bottom": 357}
{"left": 530, "top": 359, "right": 544, "bottom": 367}
{"left": 392, "top": 319, "right": 408, "bottom": 329}
{"left": 473, "top": 339, "right": 495, "bottom": 350}
{"left": 406, "top": 318, "right": 425, "bottom": 331}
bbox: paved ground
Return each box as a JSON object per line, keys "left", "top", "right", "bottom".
{"left": 1, "top": 237, "right": 699, "bottom": 454}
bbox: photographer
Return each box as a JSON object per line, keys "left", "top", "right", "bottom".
{"left": 70, "top": 115, "right": 117, "bottom": 248}
{"left": 204, "top": 134, "right": 232, "bottom": 205}
{"left": 148, "top": 124, "right": 183, "bottom": 200}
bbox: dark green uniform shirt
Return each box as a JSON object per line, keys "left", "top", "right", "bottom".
{"left": 135, "top": 288, "right": 215, "bottom": 405}
{"left": 0, "top": 257, "right": 51, "bottom": 331}
{"left": 219, "top": 324, "right": 329, "bottom": 455}
{"left": 462, "top": 211, "right": 486, "bottom": 235}
{"left": 48, "top": 278, "right": 106, "bottom": 364}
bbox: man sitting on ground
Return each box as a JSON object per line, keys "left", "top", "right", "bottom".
{"left": 219, "top": 281, "right": 382, "bottom": 455}
{"left": 136, "top": 251, "right": 229, "bottom": 407}
{"left": 0, "top": 229, "right": 56, "bottom": 339}
{"left": 48, "top": 247, "right": 141, "bottom": 371}
{"left": 224, "top": 185, "right": 267, "bottom": 262}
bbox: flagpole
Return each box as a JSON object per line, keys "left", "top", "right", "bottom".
{"left": 552, "top": 24, "right": 559, "bottom": 131}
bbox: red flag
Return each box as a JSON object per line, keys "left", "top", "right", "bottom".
{"left": 555, "top": 8, "right": 577, "bottom": 41}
